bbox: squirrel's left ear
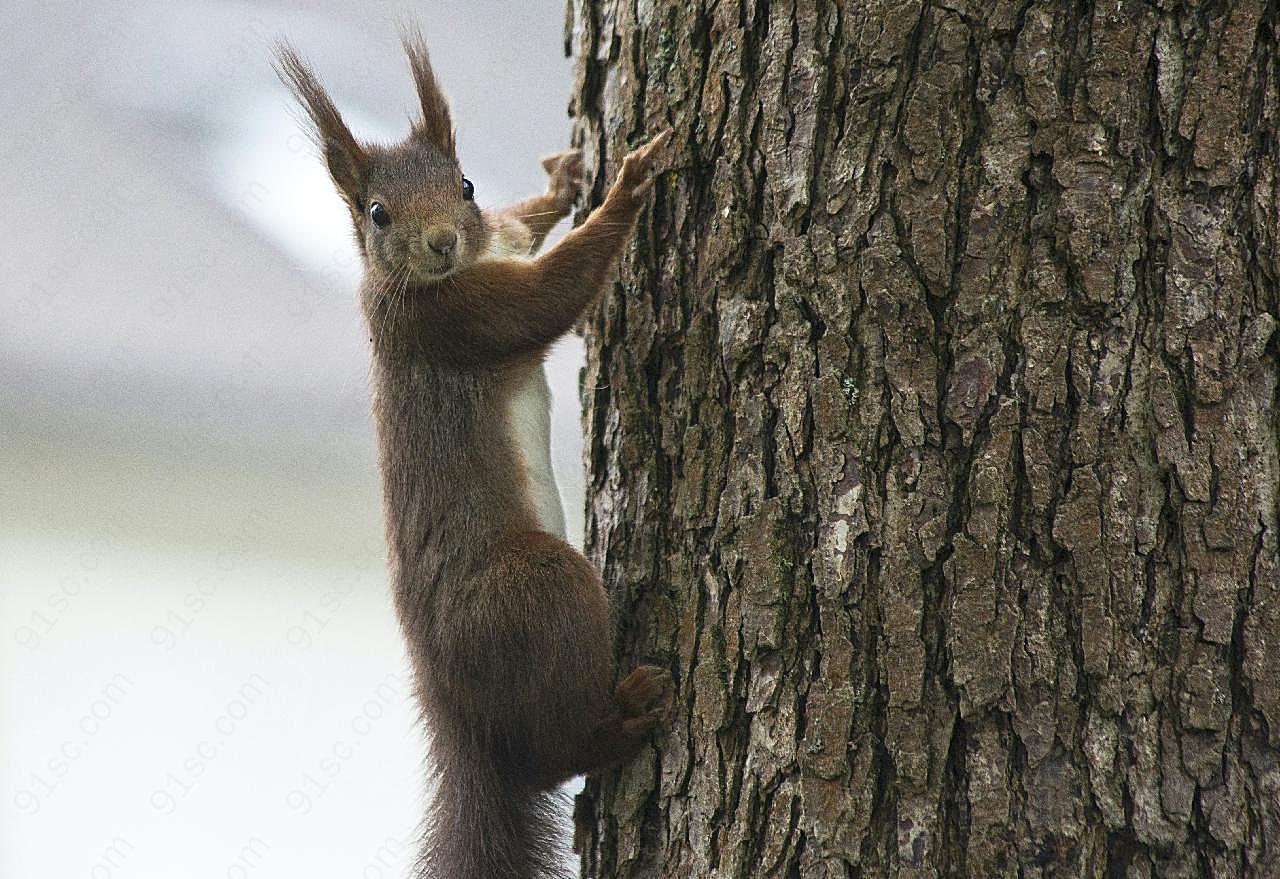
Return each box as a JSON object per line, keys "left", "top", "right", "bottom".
{"left": 401, "top": 27, "right": 456, "bottom": 160}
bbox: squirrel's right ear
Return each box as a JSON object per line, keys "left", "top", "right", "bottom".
{"left": 274, "top": 43, "right": 370, "bottom": 213}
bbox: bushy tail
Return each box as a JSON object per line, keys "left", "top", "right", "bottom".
{"left": 417, "top": 753, "right": 571, "bottom": 879}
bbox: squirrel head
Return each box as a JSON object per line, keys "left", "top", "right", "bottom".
{"left": 275, "top": 32, "right": 485, "bottom": 284}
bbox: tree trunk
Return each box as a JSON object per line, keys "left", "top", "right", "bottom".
{"left": 566, "top": 1, "right": 1279, "bottom": 876}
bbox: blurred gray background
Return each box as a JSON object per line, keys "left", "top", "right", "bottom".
{"left": 0, "top": 2, "right": 585, "bottom": 876}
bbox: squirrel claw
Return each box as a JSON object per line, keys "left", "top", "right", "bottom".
{"left": 541, "top": 149, "right": 582, "bottom": 175}
{"left": 619, "top": 129, "right": 673, "bottom": 197}
{"left": 541, "top": 149, "right": 585, "bottom": 210}
{"left": 615, "top": 665, "right": 674, "bottom": 720}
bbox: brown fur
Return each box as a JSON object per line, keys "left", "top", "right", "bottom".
{"left": 274, "top": 33, "right": 673, "bottom": 879}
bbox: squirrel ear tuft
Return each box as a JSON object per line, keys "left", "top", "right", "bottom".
{"left": 273, "top": 42, "right": 369, "bottom": 211}
{"left": 401, "top": 27, "right": 456, "bottom": 160}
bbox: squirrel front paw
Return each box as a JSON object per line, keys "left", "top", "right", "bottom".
{"left": 540, "top": 149, "right": 584, "bottom": 213}
{"left": 617, "top": 129, "right": 673, "bottom": 199}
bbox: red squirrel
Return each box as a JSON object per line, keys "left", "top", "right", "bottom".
{"left": 275, "top": 31, "right": 673, "bottom": 879}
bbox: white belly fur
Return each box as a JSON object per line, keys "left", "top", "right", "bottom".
{"left": 508, "top": 364, "right": 567, "bottom": 540}
{"left": 478, "top": 221, "right": 567, "bottom": 539}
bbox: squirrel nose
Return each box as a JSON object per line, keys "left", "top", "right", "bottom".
{"left": 425, "top": 227, "right": 458, "bottom": 257}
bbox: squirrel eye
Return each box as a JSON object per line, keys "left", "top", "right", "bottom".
{"left": 369, "top": 201, "right": 391, "bottom": 227}
{"left": 461, "top": 177, "right": 474, "bottom": 201}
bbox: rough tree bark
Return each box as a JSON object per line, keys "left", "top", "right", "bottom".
{"left": 565, "top": 1, "right": 1279, "bottom": 876}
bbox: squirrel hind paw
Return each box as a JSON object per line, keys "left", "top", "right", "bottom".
{"left": 615, "top": 665, "right": 673, "bottom": 720}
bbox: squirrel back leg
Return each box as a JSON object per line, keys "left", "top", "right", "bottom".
{"left": 422, "top": 532, "right": 669, "bottom": 782}
{"left": 567, "top": 665, "right": 673, "bottom": 775}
